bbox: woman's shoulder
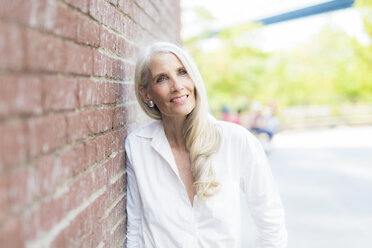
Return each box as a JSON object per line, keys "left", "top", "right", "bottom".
{"left": 214, "top": 119, "right": 250, "bottom": 137}
{"left": 213, "top": 119, "right": 260, "bottom": 148}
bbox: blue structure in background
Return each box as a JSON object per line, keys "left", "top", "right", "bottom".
{"left": 256, "top": 0, "right": 355, "bottom": 25}
{"left": 205, "top": 0, "right": 355, "bottom": 39}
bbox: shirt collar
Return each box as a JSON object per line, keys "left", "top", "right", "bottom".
{"left": 135, "top": 120, "right": 162, "bottom": 139}
{"left": 136, "top": 120, "right": 178, "bottom": 175}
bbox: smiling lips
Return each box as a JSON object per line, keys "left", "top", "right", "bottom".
{"left": 170, "top": 95, "right": 188, "bottom": 103}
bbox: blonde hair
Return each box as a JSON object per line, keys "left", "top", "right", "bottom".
{"left": 134, "top": 42, "right": 222, "bottom": 199}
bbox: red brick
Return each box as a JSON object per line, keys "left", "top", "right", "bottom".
{"left": 131, "top": 2, "right": 157, "bottom": 35}
{"left": 113, "top": 106, "right": 126, "bottom": 128}
{"left": 79, "top": 195, "right": 125, "bottom": 248}
{"left": 110, "top": 128, "right": 125, "bottom": 153}
{"left": 136, "top": 0, "right": 159, "bottom": 24}
{"left": 107, "top": 216, "right": 126, "bottom": 247}
{"left": 93, "top": 51, "right": 110, "bottom": 77}
{"left": 102, "top": 82, "right": 119, "bottom": 104}
{"left": 113, "top": 60, "right": 133, "bottom": 81}
{"left": 89, "top": 0, "right": 107, "bottom": 23}
{"left": 115, "top": 127, "right": 127, "bottom": 152}
{"left": 0, "top": 0, "right": 34, "bottom": 24}
{"left": 99, "top": 27, "right": 119, "bottom": 55}
{"left": 103, "top": 131, "right": 115, "bottom": 158}
{"left": 66, "top": 111, "right": 89, "bottom": 143}
{"left": 111, "top": 151, "right": 125, "bottom": 175}
{"left": 25, "top": 193, "right": 65, "bottom": 240}
{"left": 77, "top": 78, "right": 97, "bottom": 106}
{"left": 27, "top": 160, "right": 110, "bottom": 240}
{"left": 117, "top": 0, "right": 134, "bottom": 16}
{"left": 27, "top": 114, "right": 67, "bottom": 157}
{"left": 102, "top": 107, "right": 114, "bottom": 131}
{"left": 96, "top": 132, "right": 117, "bottom": 162}
{"left": 60, "top": 143, "right": 86, "bottom": 176}
{"left": 96, "top": 133, "right": 110, "bottom": 162}
{"left": 0, "top": 22, "right": 25, "bottom": 70}
{"left": 0, "top": 166, "right": 34, "bottom": 221}
{"left": 64, "top": 42, "right": 94, "bottom": 75}
{"left": 0, "top": 0, "right": 181, "bottom": 246}
{"left": 108, "top": 171, "right": 126, "bottom": 206}
{"left": 0, "top": 173, "right": 9, "bottom": 222}
{"left": 84, "top": 109, "right": 99, "bottom": 135}
{"left": 64, "top": 0, "right": 89, "bottom": 13}
{"left": 117, "top": 83, "right": 136, "bottom": 104}
{"left": 123, "top": 16, "right": 136, "bottom": 40}
{"left": 33, "top": 146, "right": 85, "bottom": 199}
{"left": 110, "top": 7, "right": 125, "bottom": 34}
{"left": 83, "top": 138, "right": 97, "bottom": 166}
{"left": 116, "top": 103, "right": 138, "bottom": 125}
{"left": 91, "top": 0, "right": 122, "bottom": 33}
{"left": 27, "top": 0, "right": 50, "bottom": 29}
{"left": 77, "top": 15, "right": 100, "bottom": 47}
{"left": 117, "top": 39, "right": 139, "bottom": 60}
{"left": 79, "top": 80, "right": 118, "bottom": 106}
{"left": 79, "top": 222, "right": 104, "bottom": 248}
{"left": 51, "top": 191, "right": 107, "bottom": 247}
{"left": 53, "top": 3, "right": 78, "bottom": 40}
{"left": 42, "top": 76, "right": 78, "bottom": 111}
{"left": 85, "top": 107, "right": 114, "bottom": 135}
{"left": 22, "top": 0, "right": 80, "bottom": 40}
{"left": 0, "top": 217, "right": 25, "bottom": 248}
{"left": 34, "top": 154, "right": 60, "bottom": 197}
{"left": 101, "top": 197, "right": 126, "bottom": 242}
{"left": 0, "top": 121, "right": 28, "bottom": 170}
{"left": 0, "top": 75, "right": 42, "bottom": 118}
{"left": 25, "top": 29, "right": 66, "bottom": 72}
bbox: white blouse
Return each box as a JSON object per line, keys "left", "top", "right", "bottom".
{"left": 125, "top": 119, "right": 287, "bottom": 248}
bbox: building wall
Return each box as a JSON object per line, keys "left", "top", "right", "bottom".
{"left": 0, "top": 0, "right": 180, "bottom": 247}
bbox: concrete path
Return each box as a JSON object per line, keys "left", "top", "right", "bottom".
{"left": 241, "top": 126, "right": 372, "bottom": 248}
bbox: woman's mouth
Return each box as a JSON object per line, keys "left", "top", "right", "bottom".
{"left": 170, "top": 95, "right": 188, "bottom": 103}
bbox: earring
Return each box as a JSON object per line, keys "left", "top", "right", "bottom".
{"left": 148, "top": 100, "right": 154, "bottom": 108}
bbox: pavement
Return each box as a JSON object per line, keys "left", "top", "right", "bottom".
{"left": 241, "top": 126, "right": 372, "bottom": 248}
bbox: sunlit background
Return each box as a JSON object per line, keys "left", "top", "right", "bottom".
{"left": 182, "top": 0, "right": 372, "bottom": 127}
{"left": 181, "top": 0, "right": 372, "bottom": 247}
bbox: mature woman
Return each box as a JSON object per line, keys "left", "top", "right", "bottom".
{"left": 125, "top": 42, "right": 287, "bottom": 247}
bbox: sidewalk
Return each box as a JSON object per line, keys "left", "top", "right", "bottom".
{"left": 253, "top": 126, "right": 372, "bottom": 248}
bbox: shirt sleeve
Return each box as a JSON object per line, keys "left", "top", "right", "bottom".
{"left": 125, "top": 139, "right": 143, "bottom": 247}
{"left": 240, "top": 131, "right": 288, "bottom": 248}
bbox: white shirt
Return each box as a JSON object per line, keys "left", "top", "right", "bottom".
{"left": 125, "top": 119, "right": 287, "bottom": 248}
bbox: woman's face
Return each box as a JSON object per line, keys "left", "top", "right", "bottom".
{"left": 140, "top": 52, "right": 196, "bottom": 120}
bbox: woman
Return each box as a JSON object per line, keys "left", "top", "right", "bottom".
{"left": 125, "top": 42, "right": 287, "bottom": 247}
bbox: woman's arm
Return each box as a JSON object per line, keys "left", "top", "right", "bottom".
{"left": 125, "top": 140, "right": 143, "bottom": 247}
{"left": 240, "top": 132, "right": 288, "bottom": 248}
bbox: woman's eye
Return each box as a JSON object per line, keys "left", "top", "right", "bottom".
{"left": 156, "top": 75, "right": 166, "bottom": 83}
{"left": 179, "top": 69, "right": 187, "bottom": 75}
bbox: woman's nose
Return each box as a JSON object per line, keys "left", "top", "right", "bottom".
{"left": 170, "top": 78, "right": 184, "bottom": 91}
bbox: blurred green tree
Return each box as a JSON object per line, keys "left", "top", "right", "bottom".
{"left": 184, "top": 1, "right": 372, "bottom": 115}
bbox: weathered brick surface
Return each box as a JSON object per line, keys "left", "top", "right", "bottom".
{"left": 0, "top": 75, "right": 43, "bottom": 118}
{"left": 0, "top": 0, "right": 180, "bottom": 246}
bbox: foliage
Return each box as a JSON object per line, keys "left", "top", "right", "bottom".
{"left": 184, "top": 2, "right": 372, "bottom": 115}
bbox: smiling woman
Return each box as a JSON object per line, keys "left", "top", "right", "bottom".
{"left": 139, "top": 52, "right": 196, "bottom": 121}
{"left": 125, "top": 42, "right": 288, "bottom": 247}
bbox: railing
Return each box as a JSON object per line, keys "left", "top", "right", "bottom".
{"left": 279, "top": 104, "right": 372, "bottom": 130}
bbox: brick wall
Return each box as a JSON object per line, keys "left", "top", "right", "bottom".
{"left": 0, "top": 0, "right": 180, "bottom": 247}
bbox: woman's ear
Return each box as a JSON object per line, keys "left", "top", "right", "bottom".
{"left": 139, "top": 86, "right": 150, "bottom": 103}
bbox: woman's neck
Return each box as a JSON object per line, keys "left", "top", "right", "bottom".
{"left": 162, "top": 116, "right": 187, "bottom": 149}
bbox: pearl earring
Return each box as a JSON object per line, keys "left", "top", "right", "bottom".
{"left": 148, "top": 100, "right": 154, "bottom": 108}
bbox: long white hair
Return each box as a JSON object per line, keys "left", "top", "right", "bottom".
{"left": 134, "top": 42, "right": 222, "bottom": 199}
